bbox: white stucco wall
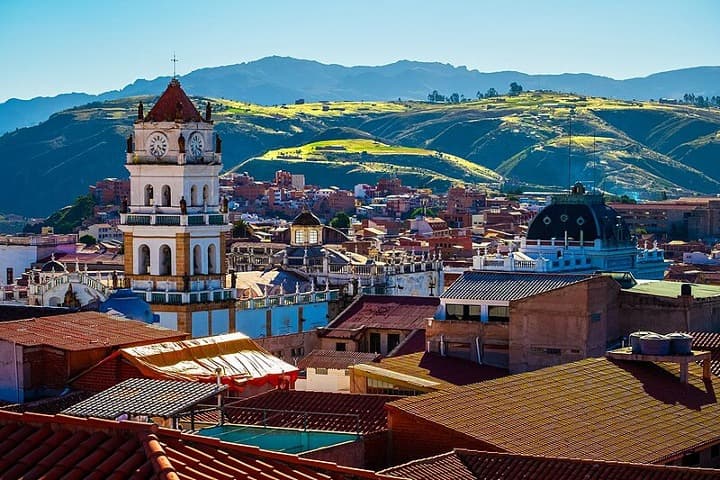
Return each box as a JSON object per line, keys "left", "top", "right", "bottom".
{"left": 0, "top": 245, "right": 37, "bottom": 284}
{"left": 0, "top": 341, "right": 23, "bottom": 403}
{"left": 302, "top": 368, "right": 350, "bottom": 392}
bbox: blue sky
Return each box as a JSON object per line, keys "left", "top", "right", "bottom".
{"left": 0, "top": 0, "right": 718, "bottom": 102}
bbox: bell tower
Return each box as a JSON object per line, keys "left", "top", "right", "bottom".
{"left": 119, "top": 79, "right": 235, "bottom": 335}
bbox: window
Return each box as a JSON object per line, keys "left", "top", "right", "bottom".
{"left": 712, "top": 444, "right": 720, "bottom": 458}
{"left": 387, "top": 334, "right": 401, "bottom": 352}
{"left": 309, "top": 229, "right": 318, "bottom": 244}
{"left": 335, "top": 342, "right": 346, "bottom": 352}
{"left": 369, "top": 332, "right": 381, "bottom": 353}
{"left": 291, "top": 347, "right": 304, "bottom": 358}
{"left": 488, "top": 305, "right": 509, "bottom": 322}
{"left": 295, "top": 230, "right": 306, "bottom": 244}
{"left": 138, "top": 245, "right": 151, "bottom": 275}
{"left": 5, "top": 268, "right": 12, "bottom": 285}
{"left": 315, "top": 367, "right": 328, "bottom": 375}
{"left": 367, "top": 378, "right": 420, "bottom": 396}
{"left": 159, "top": 245, "right": 172, "bottom": 276}
{"left": 344, "top": 369, "right": 351, "bottom": 376}
{"left": 590, "top": 312, "right": 601, "bottom": 323}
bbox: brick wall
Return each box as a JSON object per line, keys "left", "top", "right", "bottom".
{"left": 70, "top": 355, "right": 143, "bottom": 393}
{"left": 386, "top": 406, "right": 499, "bottom": 464}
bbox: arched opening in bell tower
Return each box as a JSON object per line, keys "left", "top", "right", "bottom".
{"left": 138, "top": 245, "right": 150, "bottom": 274}
{"left": 144, "top": 185, "right": 154, "bottom": 206}
{"left": 161, "top": 185, "right": 171, "bottom": 207}
{"left": 208, "top": 244, "right": 217, "bottom": 274}
{"left": 191, "top": 185, "right": 198, "bottom": 206}
{"left": 159, "top": 245, "right": 172, "bottom": 276}
{"left": 202, "top": 185, "right": 209, "bottom": 205}
{"left": 193, "top": 245, "right": 202, "bottom": 275}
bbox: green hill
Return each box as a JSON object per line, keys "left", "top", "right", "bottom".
{"left": 2, "top": 92, "right": 720, "bottom": 216}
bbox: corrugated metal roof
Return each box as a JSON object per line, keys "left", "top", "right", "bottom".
{"left": 382, "top": 449, "right": 720, "bottom": 480}
{"left": 323, "top": 295, "right": 439, "bottom": 335}
{"left": 387, "top": 357, "right": 720, "bottom": 464}
{"left": 222, "top": 390, "right": 396, "bottom": 434}
{"left": 441, "top": 271, "right": 592, "bottom": 301}
{"left": 62, "top": 378, "right": 226, "bottom": 419}
{"left": 297, "top": 350, "right": 381, "bottom": 370}
{"left": 0, "top": 311, "right": 186, "bottom": 351}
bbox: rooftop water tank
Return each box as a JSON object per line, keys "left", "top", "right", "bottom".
{"left": 629, "top": 331, "right": 654, "bottom": 354}
{"left": 667, "top": 332, "right": 693, "bottom": 355}
{"left": 639, "top": 333, "right": 671, "bottom": 356}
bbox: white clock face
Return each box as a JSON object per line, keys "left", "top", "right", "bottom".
{"left": 148, "top": 133, "right": 168, "bottom": 158}
{"left": 189, "top": 133, "right": 203, "bottom": 159}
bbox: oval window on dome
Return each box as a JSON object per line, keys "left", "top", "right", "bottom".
{"left": 543, "top": 216, "right": 552, "bottom": 225}
{"left": 577, "top": 216, "right": 586, "bottom": 226}
{"left": 560, "top": 214, "right": 569, "bottom": 222}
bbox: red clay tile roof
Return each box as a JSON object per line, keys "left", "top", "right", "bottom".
{"left": 223, "top": 390, "right": 396, "bottom": 434}
{"left": 373, "top": 352, "right": 508, "bottom": 390}
{"left": 322, "top": 295, "right": 439, "bottom": 337}
{"left": 387, "top": 357, "right": 720, "bottom": 464}
{"left": 0, "top": 311, "right": 187, "bottom": 351}
{"left": 297, "top": 350, "right": 381, "bottom": 370}
{"left": 0, "top": 410, "right": 396, "bottom": 480}
{"left": 144, "top": 79, "right": 204, "bottom": 123}
{"left": 381, "top": 449, "right": 720, "bottom": 480}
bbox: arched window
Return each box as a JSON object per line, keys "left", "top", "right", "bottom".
{"left": 208, "top": 244, "right": 217, "bottom": 274}
{"left": 161, "top": 185, "right": 171, "bottom": 207}
{"left": 190, "top": 185, "right": 198, "bottom": 206}
{"left": 159, "top": 245, "right": 172, "bottom": 276}
{"left": 138, "top": 244, "right": 150, "bottom": 274}
{"left": 202, "top": 185, "right": 209, "bottom": 205}
{"left": 144, "top": 185, "right": 154, "bottom": 206}
{"left": 193, "top": 244, "right": 202, "bottom": 275}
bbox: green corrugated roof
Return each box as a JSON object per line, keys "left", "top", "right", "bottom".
{"left": 623, "top": 281, "right": 720, "bottom": 299}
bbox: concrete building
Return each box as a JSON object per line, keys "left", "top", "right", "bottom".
{"left": 471, "top": 183, "right": 668, "bottom": 279}
{"left": 432, "top": 271, "right": 620, "bottom": 372}
{"left": 295, "top": 350, "right": 380, "bottom": 392}
{"left": 0, "top": 311, "right": 186, "bottom": 402}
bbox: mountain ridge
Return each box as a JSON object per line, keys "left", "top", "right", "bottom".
{"left": 2, "top": 57, "right": 719, "bottom": 134}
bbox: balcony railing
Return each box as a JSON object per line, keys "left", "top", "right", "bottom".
{"left": 136, "top": 288, "right": 235, "bottom": 305}
{"left": 237, "top": 290, "right": 339, "bottom": 310}
{"left": 122, "top": 213, "right": 229, "bottom": 227}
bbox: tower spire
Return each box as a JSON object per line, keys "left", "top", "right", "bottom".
{"left": 171, "top": 52, "right": 179, "bottom": 79}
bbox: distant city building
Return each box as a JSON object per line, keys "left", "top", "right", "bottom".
{"left": 472, "top": 183, "right": 668, "bottom": 279}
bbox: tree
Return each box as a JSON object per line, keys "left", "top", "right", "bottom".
{"left": 485, "top": 87, "right": 498, "bottom": 98}
{"left": 79, "top": 234, "right": 97, "bottom": 246}
{"left": 476, "top": 90, "right": 484, "bottom": 100}
{"left": 509, "top": 82, "right": 523, "bottom": 95}
{"left": 449, "top": 92, "right": 460, "bottom": 103}
{"left": 329, "top": 212, "right": 351, "bottom": 231}
{"left": 232, "top": 219, "right": 249, "bottom": 238}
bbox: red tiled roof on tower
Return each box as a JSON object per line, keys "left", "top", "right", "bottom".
{"left": 143, "top": 79, "right": 204, "bottom": 123}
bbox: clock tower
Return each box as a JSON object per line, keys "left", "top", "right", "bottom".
{"left": 119, "top": 79, "right": 236, "bottom": 335}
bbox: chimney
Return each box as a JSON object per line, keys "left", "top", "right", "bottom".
{"left": 681, "top": 283, "right": 692, "bottom": 297}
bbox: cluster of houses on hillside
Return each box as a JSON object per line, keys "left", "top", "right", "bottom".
{"left": 3, "top": 79, "right": 720, "bottom": 479}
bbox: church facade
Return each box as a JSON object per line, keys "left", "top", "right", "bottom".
{"left": 118, "top": 79, "right": 236, "bottom": 334}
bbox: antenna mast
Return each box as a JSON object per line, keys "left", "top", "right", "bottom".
{"left": 567, "top": 114, "right": 572, "bottom": 190}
